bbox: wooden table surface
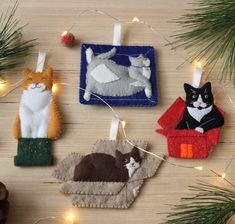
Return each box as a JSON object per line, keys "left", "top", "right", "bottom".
{"left": 0, "top": 0, "right": 235, "bottom": 223}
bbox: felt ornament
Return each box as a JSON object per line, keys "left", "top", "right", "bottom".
{"left": 13, "top": 67, "right": 62, "bottom": 166}
{"left": 156, "top": 82, "right": 225, "bottom": 159}
{"left": 53, "top": 140, "right": 163, "bottom": 209}
{"left": 79, "top": 44, "right": 158, "bottom": 106}
{"left": 0, "top": 182, "right": 9, "bottom": 224}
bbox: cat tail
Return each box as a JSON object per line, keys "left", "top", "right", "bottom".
{"left": 13, "top": 114, "right": 21, "bottom": 139}
{"left": 96, "top": 47, "right": 116, "bottom": 60}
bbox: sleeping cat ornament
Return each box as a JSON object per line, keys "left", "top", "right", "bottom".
{"left": 74, "top": 147, "right": 141, "bottom": 182}
{"left": 156, "top": 82, "right": 225, "bottom": 159}
{"left": 79, "top": 44, "right": 158, "bottom": 106}
{"left": 13, "top": 67, "right": 62, "bottom": 166}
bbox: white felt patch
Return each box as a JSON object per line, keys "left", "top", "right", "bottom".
{"left": 195, "top": 127, "right": 204, "bottom": 133}
{"left": 125, "top": 157, "right": 140, "bottom": 178}
{"left": 187, "top": 105, "right": 213, "bottom": 122}
{"left": 130, "top": 80, "right": 144, "bottom": 87}
{"left": 86, "top": 48, "right": 93, "bottom": 64}
{"left": 142, "top": 67, "right": 151, "bottom": 79}
{"left": 19, "top": 89, "right": 52, "bottom": 138}
{"left": 193, "top": 95, "right": 207, "bottom": 108}
{"left": 90, "top": 64, "right": 120, "bottom": 83}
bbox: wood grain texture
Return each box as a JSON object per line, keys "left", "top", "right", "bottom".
{"left": 0, "top": 0, "right": 235, "bottom": 223}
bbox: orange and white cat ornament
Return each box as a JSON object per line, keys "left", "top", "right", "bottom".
{"left": 13, "top": 67, "right": 62, "bottom": 166}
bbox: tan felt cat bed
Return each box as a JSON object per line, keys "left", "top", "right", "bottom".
{"left": 52, "top": 140, "right": 164, "bottom": 209}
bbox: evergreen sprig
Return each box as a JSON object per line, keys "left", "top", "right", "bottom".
{"left": 172, "top": 0, "right": 235, "bottom": 83}
{"left": 0, "top": 1, "right": 36, "bottom": 76}
{"left": 165, "top": 182, "right": 235, "bottom": 224}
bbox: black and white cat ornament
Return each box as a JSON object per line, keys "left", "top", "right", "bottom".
{"left": 156, "top": 82, "right": 225, "bottom": 159}
{"left": 53, "top": 117, "right": 164, "bottom": 209}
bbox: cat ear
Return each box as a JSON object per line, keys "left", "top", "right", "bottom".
{"left": 44, "top": 67, "right": 53, "bottom": 79}
{"left": 184, "top": 83, "right": 195, "bottom": 93}
{"left": 202, "top": 82, "right": 211, "bottom": 93}
{"left": 129, "top": 56, "right": 134, "bottom": 64}
{"left": 131, "top": 147, "right": 140, "bottom": 156}
{"left": 21, "top": 68, "right": 32, "bottom": 77}
{"left": 115, "top": 150, "right": 123, "bottom": 159}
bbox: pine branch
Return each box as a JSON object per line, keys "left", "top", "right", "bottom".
{"left": 171, "top": 0, "right": 235, "bottom": 84}
{"left": 165, "top": 182, "right": 235, "bottom": 224}
{"left": 0, "top": 1, "right": 36, "bottom": 76}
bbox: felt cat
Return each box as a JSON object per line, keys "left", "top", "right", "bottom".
{"left": 13, "top": 67, "right": 62, "bottom": 139}
{"left": 74, "top": 147, "right": 141, "bottom": 182}
{"left": 176, "top": 82, "right": 224, "bottom": 133}
{"left": 83, "top": 47, "right": 152, "bottom": 101}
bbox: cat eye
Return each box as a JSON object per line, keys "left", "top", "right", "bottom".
{"left": 204, "top": 94, "right": 208, "bottom": 99}
{"left": 124, "top": 159, "right": 129, "bottom": 163}
{"left": 192, "top": 94, "right": 197, "bottom": 99}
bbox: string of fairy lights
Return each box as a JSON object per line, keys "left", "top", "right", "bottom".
{"left": 0, "top": 9, "right": 234, "bottom": 224}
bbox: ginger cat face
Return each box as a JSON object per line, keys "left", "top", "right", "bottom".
{"left": 21, "top": 67, "right": 53, "bottom": 92}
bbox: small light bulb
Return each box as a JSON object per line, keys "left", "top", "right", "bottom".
{"left": 132, "top": 17, "right": 140, "bottom": 23}
{"left": 121, "top": 121, "right": 126, "bottom": 128}
{"left": 61, "top": 31, "right": 68, "bottom": 36}
{"left": 65, "top": 214, "right": 74, "bottom": 223}
{"left": 52, "top": 83, "right": 57, "bottom": 93}
{"left": 0, "top": 80, "right": 6, "bottom": 90}
{"left": 221, "top": 173, "right": 226, "bottom": 180}
{"left": 194, "top": 166, "right": 203, "bottom": 171}
{"left": 195, "top": 61, "right": 202, "bottom": 68}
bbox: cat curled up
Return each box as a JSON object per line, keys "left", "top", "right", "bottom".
{"left": 13, "top": 67, "right": 61, "bottom": 139}
{"left": 73, "top": 147, "right": 141, "bottom": 182}
{"left": 176, "top": 82, "right": 224, "bottom": 133}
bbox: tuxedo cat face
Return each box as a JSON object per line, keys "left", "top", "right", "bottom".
{"left": 115, "top": 147, "right": 141, "bottom": 178}
{"left": 184, "top": 82, "right": 213, "bottom": 109}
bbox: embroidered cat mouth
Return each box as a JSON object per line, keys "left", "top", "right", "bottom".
{"left": 189, "top": 105, "right": 208, "bottom": 110}
{"left": 31, "top": 85, "right": 42, "bottom": 89}
{"left": 29, "top": 83, "right": 46, "bottom": 92}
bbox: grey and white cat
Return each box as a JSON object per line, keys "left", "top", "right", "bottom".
{"left": 83, "top": 47, "right": 152, "bottom": 101}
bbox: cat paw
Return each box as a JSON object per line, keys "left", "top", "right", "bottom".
{"left": 195, "top": 127, "right": 204, "bottom": 133}
{"left": 143, "top": 67, "right": 151, "bottom": 79}
{"left": 84, "top": 91, "right": 91, "bottom": 101}
{"left": 145, "top": 87, "right": 152, "bottom": 98}
{"left": 86, "top": 48, "right": 93, "bottom": 64}
{"left": 133, "top": 186, "right": 140, "bottom": 197}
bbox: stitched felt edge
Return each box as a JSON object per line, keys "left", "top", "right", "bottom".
{"left": 70, "top": 180, "right": 144, "bottom": 209}
{"left": 92, "top": 139, "right": 148, "bottom": 158}
{"left": 61, "top": 181, "right": 126, "bottom": 196}
{"left": 52, "top": 152, "right": 84, "bottom": 181}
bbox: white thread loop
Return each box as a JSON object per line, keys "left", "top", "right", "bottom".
{"left": 192, "top": 62, "right": 203, "bottom": 88}
{"left": 113, "top": 21, "right": 122, "bottom": 46}
{"left": 36, "top": 51, "right": 46, "bottom": 72}
{"left": 109, "top": 115, "right": 120, "bottom": 140}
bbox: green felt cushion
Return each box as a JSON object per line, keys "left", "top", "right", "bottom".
{"left": 14, "top": 138, "right": 53, "bottom": 166}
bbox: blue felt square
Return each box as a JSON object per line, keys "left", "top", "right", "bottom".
{"left": 79, "top": 44, "right": 158, "bottom": 106}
